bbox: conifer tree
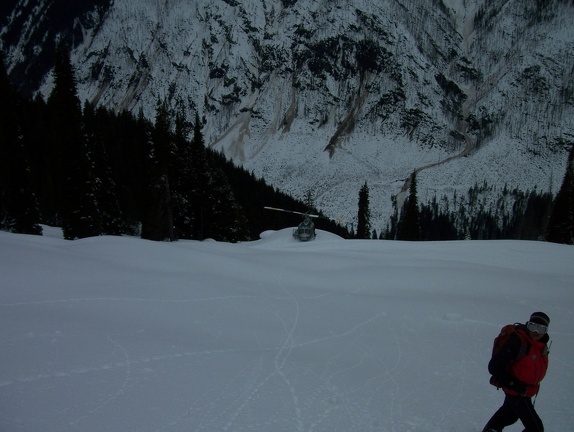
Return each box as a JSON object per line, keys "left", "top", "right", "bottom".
{"left": 20, "top": 95, "right": 58, "bottom": 224}
{"left": 304, "top": 190, "right": 315, "bottom": 211}
{"left": 188, "top": 112, "right": 211, "bottom": 239}
{"left": 0, "top": 53, "right": 42, "bottom": 235}
{"left": 83, "top": 102, "right": 124, "bottom": 235}
{"left": 356, "top": 181, "right": 371, "bottom": 239}
{"left": 547, "top": 145, "right": 574, "bottom": 244}
{"left": 203, "top": 155, "right": 250, "bottom": 242}
{"left": 171, "top": 105, "right": 194, "bottom": 239}
{"left": 117, "top": 109, "right": 152, "bottom": 231}
{"left": 398, "top": 171, "right": 421, "bottom": 241}
{"left": 142, "top": 99, "right": 175, "bottom": 241}
{"left": 48, "top": 45, "right": 101, "bottom": 239}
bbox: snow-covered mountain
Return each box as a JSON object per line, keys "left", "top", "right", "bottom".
{"left": 2, "top": 0, "right": 573, "bottom": 231}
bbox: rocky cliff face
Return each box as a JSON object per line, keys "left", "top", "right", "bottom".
{"left": 2, "top": 0, "right": 573, "bottom": 230}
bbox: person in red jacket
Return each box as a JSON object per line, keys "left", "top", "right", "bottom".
{"left": 482, "top": 312, "right": 550, "bottom": 432}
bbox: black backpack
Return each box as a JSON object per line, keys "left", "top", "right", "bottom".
{"left": 489, "top": 323, "right": 529, "bottom": 388}
{"left": 491, "top": 323, "right": 529, "bottom": 360}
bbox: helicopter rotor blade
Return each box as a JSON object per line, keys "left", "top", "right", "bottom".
{"left": 264, "top": 206, "right": 341, "bottom": 221}
{"left": 264, "top": 206, "right": 317, "bottom": 217}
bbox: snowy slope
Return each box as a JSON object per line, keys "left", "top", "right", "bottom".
{"left": 1, "top": 228, "right": 574, "bottom": 431}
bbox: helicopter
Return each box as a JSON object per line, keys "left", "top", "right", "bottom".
{"left": 264, "top": 206, "right": 332, "bottom": 241}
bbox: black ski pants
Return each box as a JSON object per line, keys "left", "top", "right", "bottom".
{"left": 483, "top": 393, "right": 543, "bottom": 432}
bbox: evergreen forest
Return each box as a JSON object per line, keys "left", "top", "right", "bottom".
{"left": 0, "top": 48, "right": 348, "bottom": 242}
{"left": 1, "top": 48, "right": 573, "bottom": 244}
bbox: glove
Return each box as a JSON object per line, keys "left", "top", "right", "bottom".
{"left": 508, "top": 379, "right": 527, "bottom": 396}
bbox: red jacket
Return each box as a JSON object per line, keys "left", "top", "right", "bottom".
{"left": 504, "top": 328, "right": 549, "bottom": 397}
{"left": 488, "top": 325, "right": 550, "bottom": 398}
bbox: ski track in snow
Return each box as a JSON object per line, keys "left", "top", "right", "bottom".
{"left": 3, "top": 292, "right": 407, "bottom": 431}
{"left": 0, "top": 311, "right": 554, "bottom": 432}
{"left": 68, "top": 336, "right": 133, "bottom": 428}
{"left": 273, "top": 265, "right": 304, "bottom": 432}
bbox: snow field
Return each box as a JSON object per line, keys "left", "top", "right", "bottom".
{"left": 1, "top": 228, "right": 573, "bottom": 431}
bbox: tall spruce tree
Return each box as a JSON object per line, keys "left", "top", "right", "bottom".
{"left": 48, "top": 45, "right": 101, "bottom": 239}
{"left": 117, "top": 109, "right": 152, "bottom": 231}
{"left": 0, "top": 53, "right": 42, "bottom": 235}
{"left": 188, "top": 112, "right": 210, "bottom": 240}
{"left": 20, "top": 95, "right": 59, "bottom": 224}
{"left": 142, "top": 99, "right": 175, "bottom": 241}
{"left": 171, "top": 105, "right": 195, "bottom": 239}
{"left": 356, "top": 181, "right": 371, "bottom": 239}
{"left": 398, "top": 171, "right": 421, "bottom": 241}
{"left": 83, "top": 102, "right": 125, "bottom": 235}
{"left": 304, "top": 190, "right": 315, "bottom": 211}
{"left": 203, "top": 154, "right": 250, "bottom": 242}
{"left": 547, "top": 145, "right": 574, "bottom": 244}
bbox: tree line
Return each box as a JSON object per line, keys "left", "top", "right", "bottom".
{"left": 1, "top": 46, "right": 572, "bottom": 244}
{"left": 0, "top": 46, "right": 349, "bottom": 241}
{"left": 356, "top": 164, "right": 573, "bottom": 244}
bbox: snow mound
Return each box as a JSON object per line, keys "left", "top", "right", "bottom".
{"left": 255, "top": 228, "right": 344, "bottom": 247}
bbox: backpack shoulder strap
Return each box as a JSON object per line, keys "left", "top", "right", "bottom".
{"left": 512, "top": 323, "right": 530, "bottom": 361}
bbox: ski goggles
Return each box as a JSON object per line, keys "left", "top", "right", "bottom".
{"left": 527, "top": 321, "right": 548, "bottom": 334}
